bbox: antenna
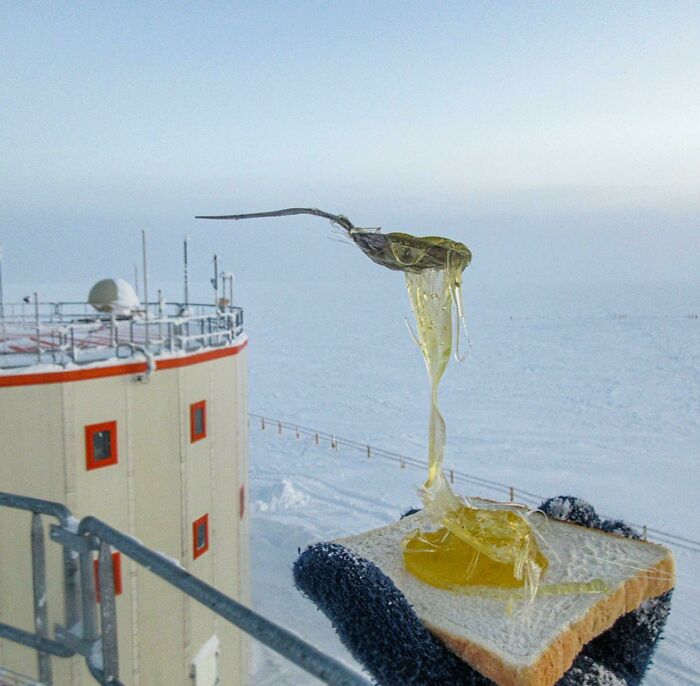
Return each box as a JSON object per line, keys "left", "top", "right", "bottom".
{"left": 221, "top": 272, "right": 235, "bottom": 308}
{"left": 212, "top": 254, "right": 219, "bottom": 309}
{"left": 142, "top": 230, "right": 149, "bottom": 343}
{"left": 183, "top": 235, "right": 190, "bottom": 308}
{"left": 34, "top": 292, "right": 40, "bottom": 363}
{"left": 0, "top": 244, "right": 4, "bottom": 331}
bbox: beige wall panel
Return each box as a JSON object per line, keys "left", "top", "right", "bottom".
{"left": 130, "top": 369, "right": 187, "bottom": 685}
{"left": 182, "top": 361, "right": 219, "bottom": 682}
{"left": 236, "top": 351, "right": 251, "bottom": 679}
{"left": 211, "top": 352, "right": 247, "bottom": 684}
{"left": 0, "top": 386, "right": 67, "bottom": 679}
{"left": 237, "top": 353, "right": 251, "bottom": 604}
{"left": 70, "top": 376, "right": 134, "bottom": 680}
{"left": 71, "top": 377, "right": 129, "bottom": 531}
{"left": 0, "top": 385, "right": 64, "bottom": 500}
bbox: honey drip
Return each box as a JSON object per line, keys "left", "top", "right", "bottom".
{"left": 388, "top": 235, "right": 549, "bottom": 600}
{"left": 194, "top": 209, "right": 612, "bottom": 603}
{"left": 390, "top": 235, "right": 610, "bottom": 602}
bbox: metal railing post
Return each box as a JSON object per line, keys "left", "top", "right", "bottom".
{"left": 31, "top": 513, "right": 52, "bottom": 684}
{"left": 98, "top": 542, "right": 119, "bottom": 681}
{"left": 79, "top": 548, "right": 98, "bottom": 644}
{"left": 63, "top": 545, "right": 80, "bottom": 632}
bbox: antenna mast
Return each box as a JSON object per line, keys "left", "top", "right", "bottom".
{"left": 0, "top": 244, "right": 4, "bottom": 331}
{"left": 212, "top": 254, "right": 219, "bottom": 309}
{"left": 142, "top": 230, "right": 149, "bottom": 344}
{"left": 183, "top": 235, "right": 190, "bottom": 308}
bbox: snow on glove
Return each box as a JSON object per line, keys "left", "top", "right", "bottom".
{"left": 540, "top": 496, "right": 672, "bottom": 686}
{"left": 293, "top": 496, "right": 672, "bottom": 686}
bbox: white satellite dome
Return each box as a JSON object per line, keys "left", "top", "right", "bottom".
{"left": 88, "top": 278, "right": 140, "bottom": 315}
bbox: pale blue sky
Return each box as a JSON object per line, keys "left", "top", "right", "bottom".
{"left": 1, "top": 1, "right": 699, "bottom": 297}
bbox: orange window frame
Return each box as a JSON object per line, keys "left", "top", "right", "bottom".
{"left": 192, "top": 514, "right": 209, "bottom": 559}
{"left": 93, "top": 551, "right": 123, "bottom": 602}
{"left": 190, "top": 400, "right": 207, "bottom": 443}
{"left": 85, "top": 421, "right": 118, "bottom": 470}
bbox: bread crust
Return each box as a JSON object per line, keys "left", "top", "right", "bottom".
{"left": 427, "top": 545, "right": 675, "bottom": 686}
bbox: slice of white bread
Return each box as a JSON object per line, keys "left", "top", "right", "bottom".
{"left": 336, "top": 499, "right": 675, "bottom": 686}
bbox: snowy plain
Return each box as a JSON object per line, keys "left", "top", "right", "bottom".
{"left": 242, "top": 277, "right": 700, "bottom": 686}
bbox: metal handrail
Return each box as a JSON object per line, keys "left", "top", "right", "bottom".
{"left": 0, "top": 302, "right": 244, "bottom": 370}
{"left": 0, "top": 491, "right": 371, "bottom": 686}
{"left": 0, "top": 666, "right": 46, "bottom": 686}
{"left": 79, "top": 516, "right": 370, "bottom": 686}
{"left": 0, "top": 301, "right": 230, "bottom": 321}
{"left": 0, "top": 494, "right": 80, "bottom": 685}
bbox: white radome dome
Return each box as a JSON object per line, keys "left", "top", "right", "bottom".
{"left": 88, "top": 278, "right": 140, "bottom": 315}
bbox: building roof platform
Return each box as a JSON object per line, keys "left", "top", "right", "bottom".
{"left": 0, "top": 300, "right": 245, "bottom": 375}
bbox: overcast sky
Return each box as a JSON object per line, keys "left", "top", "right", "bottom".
{"left": 1, "top": 1, "right": 699, "bottom": 299}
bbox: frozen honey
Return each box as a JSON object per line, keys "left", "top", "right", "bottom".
{"left": 403, "top": 505, "right": 548, "bottom": 592}
{"left": 196, "top": 209, "right": 610, "bottom": 601}
{"left": 396, "top": 238, "right": 550, "bottom": 599}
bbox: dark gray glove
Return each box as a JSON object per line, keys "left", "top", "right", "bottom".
{"left": 294, "top": 496, "right": 672, "bottom": 686}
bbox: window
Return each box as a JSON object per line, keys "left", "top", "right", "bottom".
{"left": 193, "top": 514, "right": 209, "bottom": 559}
{"left": 93, "top": 551, "right": 122, "bottom": 602}
{"left": 85, "top": 421, "right": 118, "bottom": 470}
{"left": 190, "top": 401, "right": 207, "bottom": 443}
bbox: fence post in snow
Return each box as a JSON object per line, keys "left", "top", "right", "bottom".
{"left": 509, "top": 486, "right": 514, "bottom": 502}
{"left": 366, "top": 445, "right": 371, "bottom": 459}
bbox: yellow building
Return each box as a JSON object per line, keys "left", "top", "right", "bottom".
{"left": 0, "top": 289, "right": 250, "bottom": 686}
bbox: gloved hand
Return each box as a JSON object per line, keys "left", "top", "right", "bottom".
{"left": 294, "top": 496, "right": 672, "bottom": 686}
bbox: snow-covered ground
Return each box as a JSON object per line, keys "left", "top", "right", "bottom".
{"left": 242, "top": 278, "right": 700, "bottom": 685}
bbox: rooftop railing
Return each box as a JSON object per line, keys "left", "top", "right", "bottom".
{"left": 0, "top": 302, "right": 244, "bottom": 371}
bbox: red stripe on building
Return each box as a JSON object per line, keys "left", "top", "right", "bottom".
{"left": 0, "top": 339, "right": 248, "bottom": 388}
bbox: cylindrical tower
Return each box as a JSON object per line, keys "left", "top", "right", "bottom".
{"left": 0, "top": 294, "right": 249, "bottom": 686}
